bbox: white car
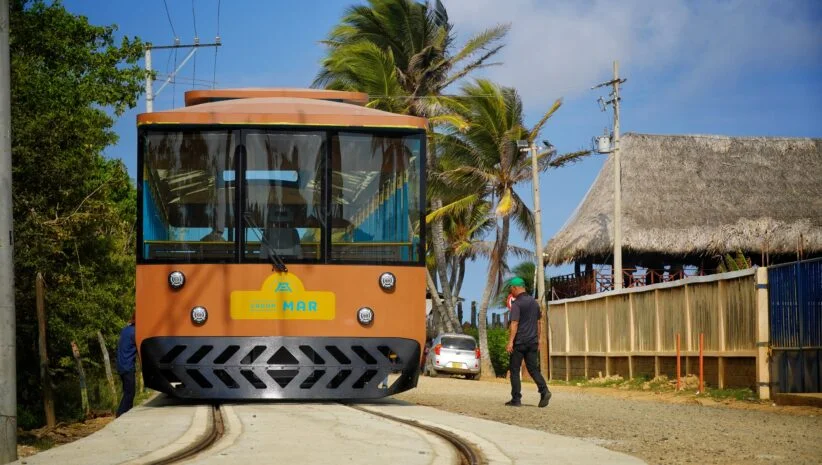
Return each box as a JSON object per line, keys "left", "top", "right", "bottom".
{"left": 423, "top": 333, "right": 481, "bottom": 379}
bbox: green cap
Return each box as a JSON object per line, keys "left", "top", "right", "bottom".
{"left": 507, "top": 277, "right": 526, "bottom": 288}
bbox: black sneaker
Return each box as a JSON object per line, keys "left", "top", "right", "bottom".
{"left": 504, "top": 400, "right": 521, "bottom": 407}
{"left": 538, "top": 391, "right": 552, "bottom": 408}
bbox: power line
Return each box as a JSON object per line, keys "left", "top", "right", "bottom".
{"left": 213, "top": 0, "right": 220, "bottom": 89}
{"left": 192, "top": 0, "right": 198, "bottom": 90}
{"left": 162, "top": 0, "right": 178, "bottom": 39}
{"left": 191, "top": 0, "right": 198, "bottom": 38}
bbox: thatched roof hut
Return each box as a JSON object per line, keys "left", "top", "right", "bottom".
{"left": 545, "top": 133, "right": 822, "bottom": 267}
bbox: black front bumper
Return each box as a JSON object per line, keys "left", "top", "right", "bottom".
{"left": 141, "top": 336, "right": 420, "bottom": 400}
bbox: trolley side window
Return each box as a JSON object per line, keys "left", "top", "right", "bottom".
{"left": 330, "top": 132, "right": 422, "bottom": 264}
{"left": 242, "top": 131, "right": 325, "bottom": 262}
{"left": 141, "top": 130, "right": 237, "bottom": 262}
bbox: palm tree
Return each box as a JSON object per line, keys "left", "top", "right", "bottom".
{"left": 314, "top": 0, "right": 509, "bottom": 331}
{"left": 434, "top": 79, "right": 589, "bottom": 376}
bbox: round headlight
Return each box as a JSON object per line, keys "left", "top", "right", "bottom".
{"left": 357, "top": 307, "right": 374, "bottom": 326}
{"left": 378, "top": 272, "right": 396, "bottom": 291}
{"left": 168, "top": 271, "right": 185, "bottom": 289}
{"left": 191, "top": 306, "right": 208, "bottom": 325}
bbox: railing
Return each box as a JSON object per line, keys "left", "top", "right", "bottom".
{"left": 550, "top": 268, "right": 706, "bottom": 299}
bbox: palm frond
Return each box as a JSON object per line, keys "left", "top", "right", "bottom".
{"left": 549, "top": 149, "right": 591, "bottom": 168}
{"left": 426, "top": 193, "right": 480, "bottom": 223}
{"left": 528, "top": 98, "right": 562, "bottom": 141}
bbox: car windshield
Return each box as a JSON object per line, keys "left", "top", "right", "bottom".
{"left": 441, "top": 337, "right": 476, "bottom": 351}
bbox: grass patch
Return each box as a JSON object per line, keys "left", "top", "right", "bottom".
{"left": 550, "top": 374, "right": 760, "bottom": 402}
{"left": 703, "top": 387, "right": 758, "bottom": 402}
{"left": 17, "top": 435, "right": 55, "bottom": 451}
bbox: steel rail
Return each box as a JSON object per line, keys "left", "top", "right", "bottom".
{"left": 145, "top": 404, "right": 224, "bottom": 465}
{"left": 345, "top": 404, "right": 485, "bottom": 465}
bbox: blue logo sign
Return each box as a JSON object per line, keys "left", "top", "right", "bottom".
{"left": 275, "top": 282, "right": 293, "bottom": 293}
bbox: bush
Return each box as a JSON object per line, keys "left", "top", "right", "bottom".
{"left": 464, "top": 327, "right": 510, "bottom": 377}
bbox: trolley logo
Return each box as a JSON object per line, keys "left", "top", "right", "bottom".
{"left": 230, "top": 273, "right": 335, "bottom": 320}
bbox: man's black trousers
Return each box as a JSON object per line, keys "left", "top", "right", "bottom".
{"left": 509, "top": 343, "right": 549, "bottom": 402}
{"left": 117, "top": 371, "right": 135, "bottom": 417}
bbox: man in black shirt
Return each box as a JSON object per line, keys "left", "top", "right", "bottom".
{"left": 505, "top": 277, "right": 551, "bottom": 407}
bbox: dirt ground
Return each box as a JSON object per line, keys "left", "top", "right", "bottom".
{"left": 16, "top": 415, "right": 114, "bottom": 459}
{"left": 395, "top": 376, "right": 822, "bottom": 465}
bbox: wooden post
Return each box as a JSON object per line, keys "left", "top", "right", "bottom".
{"left": 97, "top": 331, "right": 117, "bottom": 408}
{"left": 548, "top": 304, "right": 554, "bottom": 381}
{"left": 699, "top": 333, "right": 704, "bottom": 393}
{"left": 584, "top": 301, "right": 589, "bottom": 379}
{"left": 654, "top": 289, "right": 661, "bottom": 378}
{"left": 564, "top": 302, "right": 571, "bottom": 382}
{"left": 717, "top": 279, "right": 728, "bottom": 389}
{"left": 36, "top": 273, "right": 55, "bottom": 428}
{"left": 604, "top": 296, "right": 612, "bottom": 376}
{"left": 684, "top": 284, "right": 692, "bottom": 376}
{"left": 628, "top": 292, "right": 636, "bottom": 380}
{"left": 70, "top": 341, "right": 90, "bottom": 418}
{"left": 676, "top": 333, "right": 681, "bottom": 391}
{"left": 756, "top": 268, "right": 771, "bottom": 400}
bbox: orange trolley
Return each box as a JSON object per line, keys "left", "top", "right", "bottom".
{"left": 136, "top": 89, "right": 427, "bottom": 399}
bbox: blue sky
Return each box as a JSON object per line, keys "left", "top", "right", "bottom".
{"left": 63, "top": 0, "right": 822, "bottom": 322}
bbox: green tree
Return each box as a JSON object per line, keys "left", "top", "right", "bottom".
{"left": 433, "top": 79, "right": 588, "bottom": 376}
{"left": 315, "top": 0, "right": 509, "bottom": 333}
{"left": 10, "top": 0, "right": 144, "bottom": 425}
{"left": 493, "top": 261, "right": 550, "bottom": 308}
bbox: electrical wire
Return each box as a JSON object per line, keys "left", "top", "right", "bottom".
{"left": 162, "top": 0, "right": 178, "bottom": 39}
{"left": 213, "top": 0, "right": 220, "bottom": 89}
{"left": 192, "top": 0, "right": 198, "bottom": 89}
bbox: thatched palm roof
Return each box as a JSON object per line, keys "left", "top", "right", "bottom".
{"left": 545, "top": 133, "right": 822, "bottom": 265}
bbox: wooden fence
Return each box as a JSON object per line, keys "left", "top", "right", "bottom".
{"left": 548, "top": 269, "right": 761, "bottom": 390}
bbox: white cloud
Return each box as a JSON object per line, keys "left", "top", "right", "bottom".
{"left": 444, "top": 0, "right": 822, "bottom": 101}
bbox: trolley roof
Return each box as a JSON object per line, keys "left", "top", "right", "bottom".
{"left": 184, "top": 88, "right": 369, "bottom": 107}
{"left": 137, "top": 97, "right": 427, "bottom": 130}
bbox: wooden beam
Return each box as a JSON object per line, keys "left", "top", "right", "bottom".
{"left": 756, "top": 268, "right": 771, "bottom": 400}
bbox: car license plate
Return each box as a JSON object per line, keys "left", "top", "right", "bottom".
{"left": 449, "top": 362, "right": 462, "bottom": 368}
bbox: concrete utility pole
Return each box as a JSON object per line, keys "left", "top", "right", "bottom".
{"left": 592, "top": 61, "right": 626, "bottom": 290}
{"left": 0, "top": 0, "right": 17, "bottom": 462}
{"left": 144, "top": 39, "right": 221, "bottom": 113}
{"left": 530, "top": 144, "right": 549, "bottom": 376}
{"left": 612, "top": 61, "right": 623, "bottom": 290}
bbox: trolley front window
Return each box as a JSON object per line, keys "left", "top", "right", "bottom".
{"left": 141, "top": 130, "right": 237, "bottom": 261}
{"left": 139, "top": 127, "right": 424, "bottom": 265}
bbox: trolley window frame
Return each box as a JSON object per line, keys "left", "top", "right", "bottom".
{"left": 137, "top": 124, "right": 426, "bottom": 268}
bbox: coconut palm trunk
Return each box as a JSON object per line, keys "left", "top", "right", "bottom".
{"left": 477, "top": 216, "right": 511, "bottom": 377}
{"left": 426, "top": 268, "right": 455, "bottom": 334}
{"left": 430, "top": 198, "right": 462, "bottom": 331}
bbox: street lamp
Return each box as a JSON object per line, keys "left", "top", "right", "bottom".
{"left": 517, "top": 139, "right": 551, "bottom": 377}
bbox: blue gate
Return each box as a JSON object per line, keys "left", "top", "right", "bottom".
{"left": 768, "top": 258, "right": 822, "bottom": 393}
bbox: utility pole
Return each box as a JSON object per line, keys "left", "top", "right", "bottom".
{"left": 530, "top": 144, "right": 549, "bottom": 377}
{"left": 144, "top": 38, "right": 221, "bottom": 113}
{"left": 0, "top": 0, "right": 17, "bottom": 462}
{"left": 592, "top": 61, "right": 626, "bottom": 290}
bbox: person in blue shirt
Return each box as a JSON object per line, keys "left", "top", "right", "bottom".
{"left": 116, "top": 314, "right": 137, "bottom": 417}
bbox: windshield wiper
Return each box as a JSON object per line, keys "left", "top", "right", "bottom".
{"left": 243, "top": 212, "right": 288, "bottom": 273}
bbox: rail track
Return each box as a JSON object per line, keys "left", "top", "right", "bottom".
{"left": 345, "top": 404, "right": 486, "bottom": 465}
{"left": 121, "top": 401, "right": 483, "bottom": 465}
{"left": 145, "top": 405, "right": 224, "bottom": 465}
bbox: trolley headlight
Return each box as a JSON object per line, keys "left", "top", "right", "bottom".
{"left": 378, "top": 272, "right": 396, "bottom": 291}
{"left": 191, "top": 306, "right": 208, "bottom": 325}
{"left": 357, "top": 307, "right": 374, "bottom": 326}
{"left": 168, "top": 271, "right": 185, "bottom": 289}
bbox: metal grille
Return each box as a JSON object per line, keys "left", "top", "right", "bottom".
{"left": 141, "top": 336, "right": 420, "bottom": 399}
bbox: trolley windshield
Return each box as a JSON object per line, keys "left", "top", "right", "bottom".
{"left": 139, "top": 127, "right": 424, "bottom": 265}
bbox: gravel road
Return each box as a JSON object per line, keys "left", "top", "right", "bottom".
{"left": 395, "top": 376, "right": 822, "bottom": 465}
